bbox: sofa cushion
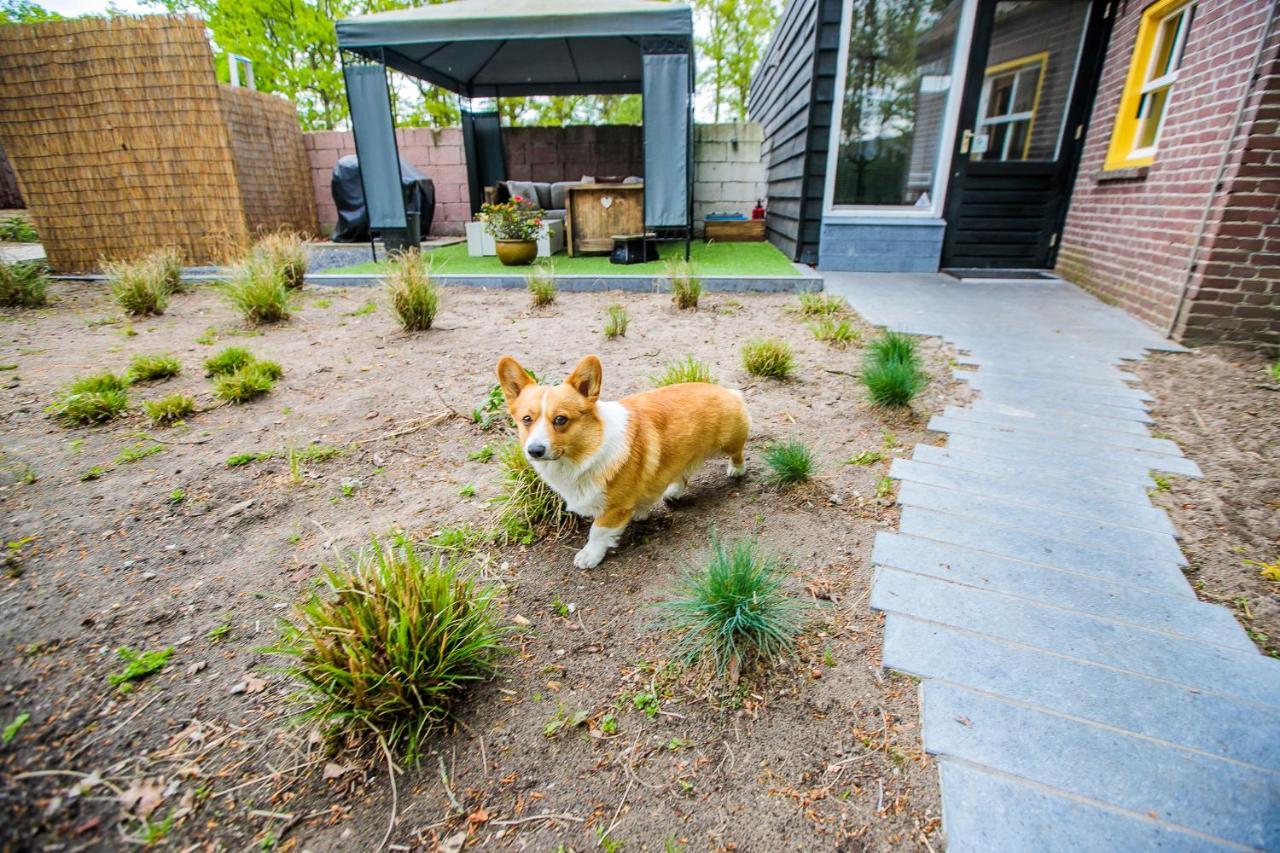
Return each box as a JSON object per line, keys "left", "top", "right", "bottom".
{"left": 550, "top": 180, "right": 578, "bottom": 210}
{"left": 532, "top": 182, "right": 554, "bottom": 209}
{"left": 506, "top": 180, "right": 539, "bottom": 206}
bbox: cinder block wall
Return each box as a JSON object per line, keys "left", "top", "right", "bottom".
{"left": 1056, "top": 0, "right": 1279, "bottom": 348}
{"left": 304, "top": 122, "right": 768, "bottom": 239}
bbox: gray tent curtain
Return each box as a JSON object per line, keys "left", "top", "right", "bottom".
{"left": 460, "top": 107, "right": 506, "bottom": 215}
{"left": 642, "top": 53, "right": 690, "bottom": 228}
{"left": 343, "top": 63, "right": 406, "bottom": 230}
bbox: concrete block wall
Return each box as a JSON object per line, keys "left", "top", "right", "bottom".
{"left": 694, "top": 122, "right": 768, "bottom": 233}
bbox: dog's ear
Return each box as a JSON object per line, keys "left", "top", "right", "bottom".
{"left": 496, "top": 356, "right": 535, "bottom": 406}
{"left": 566, "top": 355, "right": 603, "bottom": 403}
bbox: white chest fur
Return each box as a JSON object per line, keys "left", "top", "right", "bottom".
{"left": 529, "top": 400, "right": 628, "bottom": 519}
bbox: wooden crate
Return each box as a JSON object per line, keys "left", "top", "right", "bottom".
{"left": 705, "top": 219, "right": 767, "bottom": 242}
{"left": 566, "top": 184, "right": 643, "bottom": 256}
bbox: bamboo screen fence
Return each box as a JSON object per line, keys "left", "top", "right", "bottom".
{"left": 0, "top": 15, "right": 315, "bottom": 272}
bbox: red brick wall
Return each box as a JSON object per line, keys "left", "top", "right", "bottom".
{"left": 1056, "top": 0, "right": 1279, "bottom": 349}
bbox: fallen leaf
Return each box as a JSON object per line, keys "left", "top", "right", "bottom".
{"left": 467, "top": 807, "right": 489, "bottom": 825}
{"left": 120, "top": 777, "right": 166, "bottom": 817}
{"left": 511, "top": 615, "right": 531, "bottom": 627}
{"left": 186, "top": 661, "right": 207, "bottom": 676}
{"left": 438, "top": 830, "right": 467, "bottom": 853}
{"left": 323, "top": 762, "right": 351, "bottom": 781}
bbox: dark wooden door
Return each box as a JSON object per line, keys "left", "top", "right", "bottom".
{"left": 941, "top": 0, "right": 1111, "bottom": 270}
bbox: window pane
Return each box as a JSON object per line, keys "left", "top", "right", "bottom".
{"left": 1012, "top": 66, "right": 1040, "bottom": 113}
{"left": 832, "top": 0, "right": 962, "bottom": 207}
{"left": 1136, "top": 86, "right": 1169, "bottom": 149}
{"left": 1151, "top": 9, "right": 1185, "bottom": 78}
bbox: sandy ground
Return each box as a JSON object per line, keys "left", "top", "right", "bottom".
{"left": 1135, "top": 346, "right": 1280, "bottom": 659}
{"left": 0, "top": 282, "right": 965, "bottom": 851}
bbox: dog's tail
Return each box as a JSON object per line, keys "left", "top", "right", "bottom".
{"left": 729, "top": 388, "right": 752, "bottom": 433}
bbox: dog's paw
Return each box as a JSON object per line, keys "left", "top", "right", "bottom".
{"left": 727, "top": 460, "right": 747, "bottom": 478}
{"left": 573, "top": 545, "right": 607, "bottom": 569}
{"left": 663, "top": 481, "right": 687, "bottom": 501}
{"left": 632, "top": 502, "right": 660, "bottom": 522}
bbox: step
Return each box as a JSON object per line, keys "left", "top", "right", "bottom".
{"left": 933, "top": 412, "right": 1181, "bottom": 456}
{"left": 968, "top": 397, "right": 1155, "bottom": 426}
{"left": 884, "top": 614, "right": 1276, "bottom": 766}
{"left": 963, "top": 391, "right": 1154, "bottom": 421}
{"left": 873, "top": 534, "right": 1249, "bottom": 649}
{"left": 896, "top": 482, "right": 1186, "bottom": 565}
{"left": 960, "top": 366, "right": 1144, "bottom": 387}
{"left": 898, "top": 508, "right": 1193, "bottom": 594}
{"left": 908, "top": 445, "right": 1153, "bottom": 505}
{"left": 923, "top": 684, "right": 1280, "bottom": 849}
{"left": 933, "top": 422, "right": 1203, "bottom": 477}
{"left": 964, "top": 400, "right": 1154, "bottom": 435}
{"left": 941, "top": 435, "right": 1163, "bottom": 484}
{"left": 872, "top": 567, "right": 1280, "bottom": 708}
{"left": 957, "top": 370, "right": 1155, "bottom": 403}
{"left": 889, "top": 458, "right": 1175, "bottom": 535}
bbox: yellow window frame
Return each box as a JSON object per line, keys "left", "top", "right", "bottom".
{"left": 978, "top": 51, "right": 1049, "bottom": 161}
{"left": 1104, "top": 0, "right": 1195, "bottom": 171}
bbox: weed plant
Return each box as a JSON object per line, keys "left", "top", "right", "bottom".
{"left": 741, "top": 337, "right": 794, "bottom": 379}
{"left": 650, "top": 356, "right": 715, "bottom": 387}
{"left": 386, "top": 249, "right": 439, "bottom": 331}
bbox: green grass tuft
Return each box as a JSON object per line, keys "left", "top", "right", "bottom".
{"left": 386, "top": 249, "right": 439, "bottom": 331}
{"left": 527, "top": 265, "right": 557, "bottom": 308}
{"left": 795, "top": 292, "right": 847, "bottom": 316}
{"left": 213, "top": 361, "right": 281, "bottom": 404}
{"left": 809, "top": 317, "right": 860, "bottom": 348}
{"left": 0, "top": 215, "right": 38, "bottom": 243}
{"left": 127, "top": 353, "right": 181, "bottom": 383}
{"left": 266, "top": 537, "right": 506, "bottom": 763}
{"left": 222, "top": 257, "right": 291, "bottom": 324}
{"left": 650, "top": 355, "right": 715, "bottom": 387}
{"left": 847, "top": 449, "right": 884, "bottom": 466}
{"left": 107, "top": 646, "right": 172, "bottom": 690}
{"left": 741, "top": 337, "right": 794, "bottom": 379}
{"left": 250, "top": 231, "right": 307, "bottom": 290}
{"left": 492, "top": 441, "right": 576, "bottom": 544}
{"left": 143, "top": 393, "right": 195, "bottom": 426}
{"left": 867, "top": 330, "right": 917, "bottom": 365}
{"left": 1268, "top": 360, "right": 1280, "bottom": 383}
{"left": 107, "top": 257, "right": 169, "bottom": 317}
{"left": 667, "top": 258, "right": 702, "bottom": 310}
{"left": 204, "top": 346, "right": 254, "bottom": 377}
{"left": 603, "top": 303, "right": 629, "bottom": 339}
{"left": 48, "top": 372, "right": 129, "bottom": 426}
{"left": 762, "top": 440, "right": 815, "bottom": 486}
{"left": 861, "top": 330, "right": 924, "bottom": 407}
{"left": 0, "top": 260, "right": 49, "bottom": 308}
{"left": 656, "top": 537, "right": 808, "bottom": 677}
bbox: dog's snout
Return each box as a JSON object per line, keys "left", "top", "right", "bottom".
{"left": 526, "top": 442, "right": 547, "bottom": 460}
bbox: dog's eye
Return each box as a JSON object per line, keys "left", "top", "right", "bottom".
{"left": 553, "top": 415, "right": 568, "bottom": 427}
{"left": 521, "top": 415, "right": 532, "bottom": 424}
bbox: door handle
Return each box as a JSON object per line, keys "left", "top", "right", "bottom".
{"left": 960, "top": 129, "right": 974, "bottom": 154}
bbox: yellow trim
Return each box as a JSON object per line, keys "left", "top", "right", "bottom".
{"left": 982, "top": 50, "right": 1049, "bottom": 160}
{"left": 1104, "top": 0, "right": 1194, "bottom": 171}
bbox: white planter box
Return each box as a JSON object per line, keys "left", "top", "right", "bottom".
{"left": 466, "top": 219, "right": 564, "bottom": 258}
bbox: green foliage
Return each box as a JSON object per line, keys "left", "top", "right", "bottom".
{"left": 657, "top": 537, "right": 807, "bottom": 676}
{"left": 1151, "top": 473, "right": 1172, "bottom": 492}
{"left": 204, "top": 346, "right": 254, "bottom": 377}
{"left": 2, "top": 712, "right": 29, "bottom": 746}
{"left": 115, "top": 441, "right": 164, "bottom": 465}
{"left": 250, "top": 232, "right": 307, "bottom": 290}
{"left": 875, "top": 476, "right": 894, "bottom": 499}
{"left": 526, "top": 266, "right": 557, "bottom": 308}
{"left": 493, "top": 441, "right": 575, "bottom": 544}
{"left": 213, "top": 361, "right": 281, "bottom": 403}
{"left": 147, "top": 246, "right": 186, "bottom": 294}
{"left": 107, "top": 257, "right": 169, "bottom": 317}
{"left": 348, "top": 300, "right": 376, "bottom": 317}
{"left": 386, "top": 249, "right": 439, "bottom": 331}
{"left": 650, "top": 355, "right": 715, "bottom": 387}
{"left": 762, "top": 440, "right": 815, "bottom": 486}
{"left": 847, "top": 450, "right": 885, "bottom": 466}
{"left": 604, "top": 304, "right": 629, "bottom": 339}
{"left": 0, "top": 260, "right": 49, "bottom": 308}
{"left": 80, "top": 465, "right": 106, "bottom": 481}
{"left": 467, "top": 445, "right": 495, "bottom": 463}
{"left": 223, "top": 257, "right": 291, "bottom": 324}
{"left": 0, "top": 0, "right": 63, "bottom": 25}
{"left": 428, "top": 524, "right": 495, "bottom": 553}
{"left": 226, "top": 450, "right": 277, "bottom": 467}
{"left": 473, "top": 369, "right": 540, "bottom": 429}
{"left": 795, "top": 292, "right": 848, "bottom": 316}
{"left": 695, "top": 0, "right": 780, "bottom": 122}
{"left": 266, "top": 537, "right": 506, "bottom": 762}
{"left": 107, "top": 646, "right": 173, "bottom": 690}
{"left": 666, "top": 258, "right": 702, "bottom": 309}
{"left": 196, "top": 326, "right": 218, "bottom": 346}
{"left": 48, "top": 373, "right": 129, "bottom": 426}
{"left": 861, "top": 331, "right": 924, "bottom": 407}
{"left": 0, "top": 215, "right": 38, "bottom": 243}
{"left": 127, "top": 353, "right": 181, "bottom": 383}
{"left": 144, "top": 394, "right": 195, "bottom": 426}
{"left": 867, "top": 330, "right": 917, "bottom": 366}
{"left": 458, "top": 483, "right": 476, "bottom": 498}
{"left": 168, "top": 488, "right": 186, "bottom": 504}
{"left": 1268, "top": 360, "right": 1280, "bottom": 383}
{"left": 741, "top": 337, "right": 794, "bottom": 379}
{"left": 810, "top": 317, "right": 860, "bottom": 348}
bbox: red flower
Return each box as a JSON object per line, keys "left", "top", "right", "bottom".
{"left": 511, "top": 194, "right": 523, "bottom": 202}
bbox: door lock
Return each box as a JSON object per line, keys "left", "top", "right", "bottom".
{"left": 960, "top": 129, "right": 974, "bottom": 154}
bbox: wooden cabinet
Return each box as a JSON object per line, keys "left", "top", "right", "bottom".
{"left": 566, "top": 184, "right": 643, "bottom": 256}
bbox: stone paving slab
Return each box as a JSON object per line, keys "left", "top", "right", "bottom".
{"left": 908, "top": 445, "right": 1155, "bottom": 505}
{"left": 957, "top": 370, "right": 1156, "bottom": 404}
{"left": 961, "top": 366, "right": 1145, "bottom": 388}
{"left": 967, "top": 398, "right": 1158, "bottom": 426}
{"left": 928, "top": 416, "right": 1197, "bottom": 472}
{"left": 923, "top": 684, "right": 1280, "bottom": 849}
{"left": 944, "top": 404, "right": 1156, "bottom": 438}
{"left": 931, "top": 412, "right": 1183, "bottom": 456}
{"left": 873, "top": 534, "right": 1246, "bottom": 647}
{"left": 957, "top": 391, "right": 1158, "bottom": 422}
{"left": 887, "top": 616, "right": 1277, "bottom": 769}
{"left": 942, "top": 434, "right": 1166, "bottom": 482}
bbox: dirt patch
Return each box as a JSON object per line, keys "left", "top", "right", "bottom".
{"left": 0, "top": 283, "right": 965, "bottom": 850}
{"left": 1134, "top": 346, "right": 1280, "bottom": 658}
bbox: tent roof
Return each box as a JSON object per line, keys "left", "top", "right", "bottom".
{"left": 336, "top": 0, "right": 693, "bottom": 97}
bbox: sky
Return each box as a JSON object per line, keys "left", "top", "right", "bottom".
{"left": 40, "top": 0, "right": 148, "bottom": 14}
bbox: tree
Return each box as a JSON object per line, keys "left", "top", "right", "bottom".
{"left": 0, "top": 0, "right": 63, "bottom": 23}
{"left": 695, "top": 0, "right": 779, "bottom": 122}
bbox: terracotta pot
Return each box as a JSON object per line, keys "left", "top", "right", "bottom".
{"left": 496, "top": 239, "right": 537, "bottom": 266}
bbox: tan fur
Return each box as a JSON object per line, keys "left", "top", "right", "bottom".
{"left": 496, "top": 354, "right": 750, "bottom": 566}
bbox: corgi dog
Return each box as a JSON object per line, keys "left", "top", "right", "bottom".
{"left": 497, "top": 354, "right": 751, "bottom": 568}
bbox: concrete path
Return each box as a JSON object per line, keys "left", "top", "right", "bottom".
{"left": 823, "top": 272, "right": 1280, "bottom": 851}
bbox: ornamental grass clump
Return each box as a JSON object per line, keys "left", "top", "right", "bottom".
{"left": 493, "top": 441, "right": 575, "bottom": 544}
{"left": 862, "top": 330, "right": 924, "bottom": 407}
{"left": 0, "top": 260, "right": 48, "bottom": 308}
{"left": 251, "top": 231, "right": 308, "bottom": 290}
{"left": 810, "top": 317, "right": 860, "bottom": 348}
{"left": 203, "top": 346, "right": 253, "bottom": 377}
{"left": 526, "top": 265, "right": 557, "bottom": 308}
{"left": 49, "top": 372, "right": 129, "bottom": 426}
{"left": 386, "top": 249, "right": 439, "bottom": 331}
{"left": 143, "top": 393, "right": 195, "bottom": 426}
{"left": 657, "top": 536, "right": 808, "bottom": 678}
{"left": 107, "top": 257, "right": 169, "bottom": 317}
{"left": 126, "top": 353, "right": 181, "bottom": 383}
{"left": 223, "top": 257, "right": 291, "bottom": 324}
{"left": 666, "top": 258, "right": 702, "bottom": 310}
{"left": 213, "top": 360, "right": 282, "bottom": 404}
{"left": 762, "top": 440, "right": 815, "bottom": 487}
{"left": 603, "top": 303, "right": 629, "bottom": 338}
{"left": 795, "top": 293, "right": 847, "bottom": 317}
{"left": 147, "top": 246, "right": 186, "bottom": 294}
{"left": 741, "top": 337, "right": 794, "bottom": 379}
{"left": 267, "top": 537, "right": 506, "bottom": 762}
{"left": 650, "top": 355, "right": 715, "bottom": 387}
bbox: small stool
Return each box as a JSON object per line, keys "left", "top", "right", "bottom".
{"left": 609, "top": 232, "right": 658, "bottom": 265}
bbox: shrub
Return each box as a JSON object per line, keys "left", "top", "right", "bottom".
{"left": 0, "top": 215, "right": 38, "bottom": 243}
{"left": 651, "top": 355, "right": 715, "bottom": 387}
{"left": 603, "top": 303, "right": 628, "bottom": 339}
{"left": 386, "top": 249, "right": 439, "bottom": 331}
{"left": 657, "top": 537, "right": 807, "bottom": 677}
{"left": 213, "top": 361, "right": 280, "bottom": 404}
{"left": 267, "top": 537, "right": 505, "bottom": 761}
{"left": 795, "top": 293, "right": 847, "bottom": 316}
{"left": 810, "top": 317, "right": 860, "bottom": 348}
{"left": 493, "top": 441, "right": 575, "bottom": 543}
{"left": 127, "top": 353, "right": 181, "bottom": 383}
{"left": 250, "top": 231, "right": 308, "bottom": 290}
{"left": 741, "top": 337, "right": 794, "bottom": 379}
{"left": 48, "top": 372, "right": 129, "bottom": 425}
{"left": 862, "top": 359, "right": 923, "bottom": 407}
{"left": 107, "top": 257, "right": 169, "bottom": 317}
{"left": 763, "top": 440, "right": 815, "bottom": 486}
{"left": 867, "top": 330, "right": 917, "bottom": 366}
{"left": 0, "top": 260, "right": 48, "bottom": 308}
{"left": 527, "top": 266, "right": 556, "bottom": 307}
{"left": 143, "top": 393, "right": 195, "bottom": 426}
{"left": 204, "top": 346, "right": 253, "bottom": 377}
{"left": 667, "top": 258, "right": 701, "bottom": 310}
{"left": 223, "top": 257, "right": 291, "bottom": 324}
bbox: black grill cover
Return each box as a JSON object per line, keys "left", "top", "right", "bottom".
{"left": 330, "top": 154, "right": 436, "bottom": 243}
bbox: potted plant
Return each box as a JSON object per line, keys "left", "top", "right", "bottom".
{"left": 480, "top": 196, "right": 543, "bottom": 266}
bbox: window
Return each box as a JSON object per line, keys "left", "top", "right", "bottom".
{"left": 1105, "top": 0, "right": 1194, "bottom": 170}
{"left": 974, "top": 53, "right": 1047, "bottom": 161}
